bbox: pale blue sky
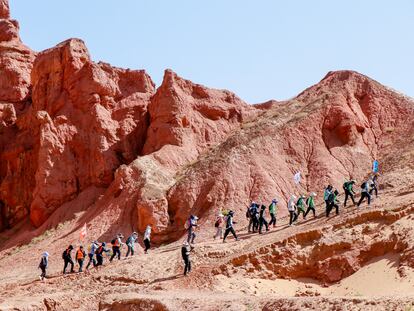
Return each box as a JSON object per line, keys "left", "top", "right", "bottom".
{"left": 10, "top": 1, "right": 414, "bottom": 103}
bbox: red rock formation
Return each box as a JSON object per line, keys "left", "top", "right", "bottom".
{"left": 166, "top": 71, "right": 414, "bottom": 234}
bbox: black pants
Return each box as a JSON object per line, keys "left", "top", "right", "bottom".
{"left": 40, "top": 266, "right": 46, "bottom": 279}
{"left": 86, "top": 254, "right": 96, "bottom": 269}
{"left": 63, "top": 258, "right": 74, "bottom": 274}
{"left": 259, "top": 217, "right": 268, "bottom": 233}
{"left": 110, "top": 246, "right": 121, "bottom": 261}
{"left": 289, "top": 211, "right": 298, "bottom": 225}
{"left": 344, "top": 190, "right": 356, "bottom": 207}
{"left": 326, "top": 203, "right": 339, "bottom": 217}
{"left": 304, "top": 206, "right": 316, "bottom": 218}
{"left": 325, "top": 200, "right": 330, "bottom": 210}
{"left": 252, "top": 217, "right": 259, "bottom": 232}
{"left": 223, "top": 227, "right": 237, "bottom": 241}
{"left": 183, "top": 256, "right": 191, "bottom": 275}
{"left": 248, "top": 217, "right": 253, "bottom": 232}
{"left": 78, "top": 259, "right": 84, "bottom": 272}
{"left": 357, "top": 192, "right": 371, "bottom": 206}
{"left": 126, "top": 245, "right": 134, "bottom": 257}
{"left": 144, "top": 238, "right": 150, "bottom": 253}
{"left": 96, "top": 254, "right": 103, "bottom": 266}
{"left": 269, "top": 213, "right": 276, "bottom": 227}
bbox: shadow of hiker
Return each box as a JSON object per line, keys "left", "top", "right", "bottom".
{"left": 149, "top": 274, "right": 182, "bottom": 284}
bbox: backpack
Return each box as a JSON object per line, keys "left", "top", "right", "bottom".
{"left": 361, "top": 182, "right": 366, "bottom": 189}
{"left": 95, "top": 246, "right": 103, "bottom": 255}
{"left": 111, "top": 238, "right": 116, "bottom": 245}
{"left": 40, "top": 256, "right": 47, "bottom": 267}
{"left": 62, "top": 250, "right": 67, "bottom": 259}
{"left": 249, "top": 207, "right": 256, "bottom": 217}
{"left": 343, "top": 182, "right": 348, "bottom": 191}
{"left": 306, "top": 197, "right": 310, "bottom": 206}
{"left": 126, "top": 236, "right": 132, "bottom": 244}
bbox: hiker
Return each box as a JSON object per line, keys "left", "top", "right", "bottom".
{"left": 38, "top": 252, "right": 49, "bottom": 281}
{"left": 326, "top": 189, "right": 340, "bottom": 217}
{"left": 110, "top": 233, "right": 124, "bottom": 262}
{"left": 296, "top": 195, "right": 306, "bottom": 220}
{"left": 343, "top": 180, "right": 356, "bottom": 207}
{"left": 248, "top": 202, "right": 259, "bottom": 233}
{"left": 223, "top": 211, "right": 239, "bottom": 242}
{"left": 369, "top": 175, "right": 378, "bottom": 198}
{"left": 288, "top": 195, "right": 298, "bottom": 226}
{"left": 75, "top": 246, "right": 86, "bottom": 272}
{"left": 181, "top": 241, "right": 192, "bottom": 276}
{"left": 357, "top": 180, "right": 371, "bottom": 207}
{"left": 125, "top": 232, "right": 138, "bottom": 257}
{"left": 324, "top": 185, "right": 333, "bottom": 211}
{"left": 62, "top": 245, "right": 74, "bottom": 274}
{"left": 214, "top": 213, "right": 224, "bottom": 240}
{"left": 95, "top": 242, "right": 109, "bottom": 267}
{"left": 186, "top": 215, "right": 198, "bottom": 244}
{"left": 304, "top": 192, "right": 317, "bottom": 218}
{"left": 259, "top": 204, "right": 269, "bottom": 234}
{"left": 86, "top": 241, "right": 99, "bottom": 270}
{"left": 268, "top": 199, "right": 277, "bottom": 228}
{"left": 143, "top": 225, "right": 151, "bottom": 254}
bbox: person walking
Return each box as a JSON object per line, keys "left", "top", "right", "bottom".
{"left": 143, "top": 225, "right": 151, "bottom": 254}
{"left": 75, "top": 246, "right": 86, "bottom": 272}
{"left": 326, "top": 189, "right": 340, "bottom": 217}
{"left": 324, "top": 185, "right": 333, "bottom": 211}
{"left": 304, "top": 192, "right": 317, "bottom": 218}
{"left": 343, "top": 180, "right": 356, "bottom": 207}
{"left": 186, "top": 215, "right": 198, "bottom": 244}
{"left": 110, "top": 233, "right": 124, "bottom": 262}
{"left": 296, "top": 195, "right": 306, "bottom": 220}
{"left": 248, "top": 202, "right": 259, "bottom": 233}
{"left": 288, "top": 195, "right": 298, "bottom": 226}
{"left": 259, "top": 204, "right": 269, "bottom": 234}
{"left": 357, "top": 181, "right": 371, "bottom": 207}
{"left": 95, "top": 242, "right": 109, "bottom": 267}
{"left": 86, "top": 241, "right": 99, "bottom": 270}
{"left": 214, "top": 213, "right": 224, "bottom": 240}
{"left": 38, "top": 252, "right": 49, "bottom": 281}
{"left": 125, "top": 232, "right": 138, "bottom": 257}
{"left": 181, "top": 241, "right": 192, "bottom": 276}
{"left": 268, "top": 199, "right": 277, "bottom": 228}
{"left": 369, "top": 175, "right": 379, "bottom": 198}
{"left": 62, "top": 245, "right": 74, "bottom": 274}
{"left": 223, "top": 211, "right": 239, "bottom": 242}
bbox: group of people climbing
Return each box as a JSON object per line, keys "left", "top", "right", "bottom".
{"left": 38, "top": 173, "right": 379, "bottom": 280}
{"left": 38, "top": 225, "right": 152, "bottom": 280}
{"left": 207, "top": 173, "right": 380, "bottom": 243}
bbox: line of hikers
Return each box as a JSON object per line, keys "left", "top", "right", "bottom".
{"left": 38, "top": 225, "right": 152, "bottom": 280}
{"left": 205, "top": 174, "right": 380, "bottom": 243}
{"left": 39, "top": 174, "right": 379, "bottom": 280}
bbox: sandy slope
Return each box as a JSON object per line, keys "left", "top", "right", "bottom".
{"left": 0, "top": 182, "right": 413, "bottom": 310}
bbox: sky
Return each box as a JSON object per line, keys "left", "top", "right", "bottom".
{"left": 10, "top": 0, "right": 414, "bottom": 103}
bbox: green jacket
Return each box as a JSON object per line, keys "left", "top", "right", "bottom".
{"left": 269, "top": 202, "right": 277, "bottom": 214}
{"left": 306, "top": 196, "right": 315, "bottom": 208}
{"left": 297, "top": 197, "right": 305, "bottom": 211}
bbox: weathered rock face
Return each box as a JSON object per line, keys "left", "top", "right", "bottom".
{"left": 82, "top": 70, "right": 258, "bottom": 240}
{"left": 0, "top": 32, "right": 155, "bottom": 229}
{"left": 0, "top": 0, "right": 9, "bottom": 19}
{"left": 166, "top": 71, "right": 414, "bottom": 232}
